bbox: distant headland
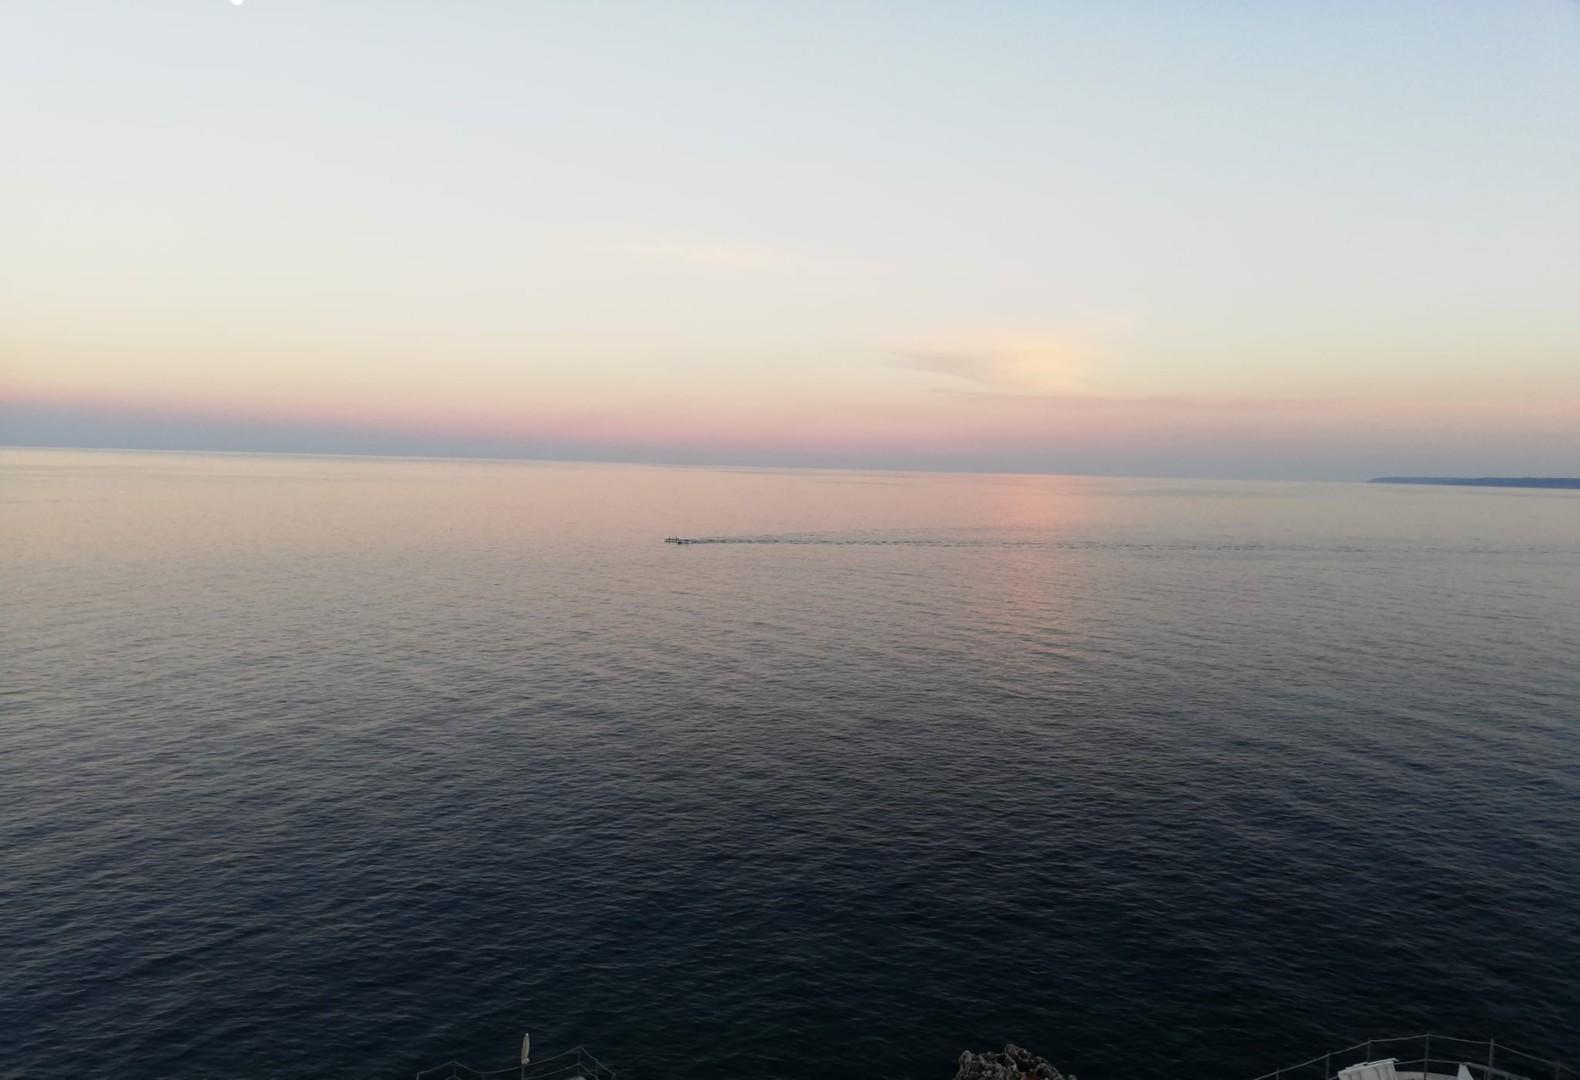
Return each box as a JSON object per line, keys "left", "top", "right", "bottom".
{"left": 1369, "top": 476, "right": 1580, "bottom": 489}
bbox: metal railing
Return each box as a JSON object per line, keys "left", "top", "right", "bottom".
{"left": 417, "top": 1046, "right": 615, "bottom": 1080}
{"left": 1251, "top": 1035, "right": 1572, "bottom": 1080}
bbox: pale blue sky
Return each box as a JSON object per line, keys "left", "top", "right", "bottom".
{"left": 4, "top": 1, "right": 1578, "bottom": 477}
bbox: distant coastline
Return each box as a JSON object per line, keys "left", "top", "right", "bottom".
{"left": 1369, "top": 476, "right": 1580, "bottom": 489}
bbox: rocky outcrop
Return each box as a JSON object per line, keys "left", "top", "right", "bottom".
{"left": 954, "top": 1044, "right": 1067, "bottom": 1080}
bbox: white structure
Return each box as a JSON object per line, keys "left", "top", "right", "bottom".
{"left": 1340, "top": 1060, "right": 1401, "bottom": 1080}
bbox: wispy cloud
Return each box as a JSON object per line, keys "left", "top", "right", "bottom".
{"left": 891, "top": 337, "right": 1090, "bottom": 394}
{"left": 931, "top": 386, "right": 1356, "bottom": 413}
{"left": 890, "top": 331, "right": 1358, "bottom": 414}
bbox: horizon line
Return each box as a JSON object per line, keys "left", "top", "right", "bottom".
{"left": 0, "top": 442, "right": 1373, "bottom": 486}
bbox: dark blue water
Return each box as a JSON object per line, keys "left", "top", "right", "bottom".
{"left": 4, "top": 450, "right": 1578, "bottom": 1080}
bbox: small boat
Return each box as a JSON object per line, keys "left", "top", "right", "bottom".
{"left": 664, "top": 536, "right": 695, "bottom": 545}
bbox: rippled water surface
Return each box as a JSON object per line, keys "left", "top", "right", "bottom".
{"left": 4, "top": 449, "right": 1579, "bottom": 1080}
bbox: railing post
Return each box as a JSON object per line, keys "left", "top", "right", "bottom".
{"left": 1426, "top": 1034, "right": 1432, "bottom": 1079}
{"left": 1326, "top": 1052, "right": 1333, "bottom": 1080}
{"left": 1489, "top": 1039, "right": 1496, "bottom": 1078}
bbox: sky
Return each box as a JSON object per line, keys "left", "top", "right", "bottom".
{"left": 3, "top": 1, "right": 1578, "bottom": 479}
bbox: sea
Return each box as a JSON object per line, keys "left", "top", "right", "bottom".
{"left": 3, "top": 448, "right": 1578, "bottom": 1080}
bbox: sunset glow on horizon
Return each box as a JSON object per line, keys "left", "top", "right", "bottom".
{"left": 4, "top": 1, "right": 1578, "bottom": 478}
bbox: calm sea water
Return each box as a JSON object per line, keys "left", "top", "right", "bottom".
{"left": 4, "top": 449, "right": 1579, "bottom": 1080}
